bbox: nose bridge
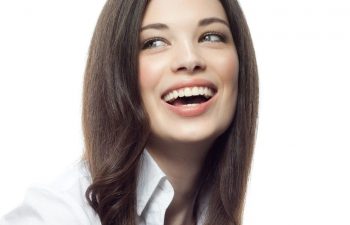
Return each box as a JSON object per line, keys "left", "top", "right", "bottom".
{"left": 171, "top": 38, "right": 205, "bottom": 73}
{"left": 180, "top": 39, "right": 198, "bottom": 59}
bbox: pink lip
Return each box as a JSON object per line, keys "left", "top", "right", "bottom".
{"left": 162, "top": 94, "right": 217, "bottom": 117}
{"left": 161, "top": 78, "right": 217, "bottom": 98}
{"left": 161, "top": 78, "right": 218, "bottom": 117}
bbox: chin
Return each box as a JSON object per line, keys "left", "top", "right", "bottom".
{"left": 164, "top": 125, "right": 228, "bottom": 146}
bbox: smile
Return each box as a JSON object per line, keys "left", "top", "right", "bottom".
{"left": 162, "top": 86, "right": 216, "bottom": 106}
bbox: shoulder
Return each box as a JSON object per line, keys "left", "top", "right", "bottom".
{"left": 0, "top": 161, "right": 101, "bottom": 225}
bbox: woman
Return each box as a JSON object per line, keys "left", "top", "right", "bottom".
{"left": 0, "top": 0, "right": 258, "bottom": 224}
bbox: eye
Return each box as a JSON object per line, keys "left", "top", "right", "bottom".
{"left": 200, "top": 32, "right": 227, "bottom": 43}
{"left": 141, "top": 38, "right": 168, "bottom": 50}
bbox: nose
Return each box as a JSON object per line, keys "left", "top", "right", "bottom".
{"left": 170, "top": 42, "right": 206, "bottom": 74}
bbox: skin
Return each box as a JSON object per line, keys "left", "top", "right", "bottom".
{"left": 138, "top": 0, "right": 239, "bottom": 224}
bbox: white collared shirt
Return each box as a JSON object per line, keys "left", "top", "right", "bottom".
{"left": 0, "top": 151, "right": 206, "bottom": 225}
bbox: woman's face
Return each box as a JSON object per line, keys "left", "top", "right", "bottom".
{"left": 138, "top": 0, "right": 239, "bottom": 147}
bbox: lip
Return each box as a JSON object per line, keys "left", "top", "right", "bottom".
{"left": 162, "top": 93, "right": 217, "bottom": 117}
{"left": 161, "top": 78, "right": 217, "bottom": 99}
{"left": 161, "top": 78, "right": 218, "bottom": 117}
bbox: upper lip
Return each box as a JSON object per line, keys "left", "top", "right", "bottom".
{"left": 161, "top": 78, "right": 217, "bottom": 99}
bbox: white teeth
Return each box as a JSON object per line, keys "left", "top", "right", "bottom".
{"left": 199, "top": 87, "right": 204, "bottom": 95}
{"left": 163, "top": 86, "right": 215, "bottom": 102}
{"left": 173, "top": 90, "right": 178, "bottom": 99}
{"left": 193, "top": 87, "right": 199, "bottom": 95}
{"left": 184, "top": 88, "right": 191, "bottom": 97}
{"left": 179, "top": 89, "right": 184, "bottom": 97}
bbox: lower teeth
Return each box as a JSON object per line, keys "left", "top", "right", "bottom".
{"left": 184, "top": 103, "right": 199, "bottom": 106}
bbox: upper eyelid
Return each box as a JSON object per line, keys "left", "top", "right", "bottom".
{"left": 140, "top": 37, "right": 169, "bottom": 49}
{"left": 141, "top": 36, "right": 168, "bottom": 44}
{"left": 199, "top": 31, "right": 227, "bottom": 41}
{"left": 151, "top": 37, "right": 167, "bottom": 41}
{"left": 201, "top": 31, "right": 225, "bottom": 37}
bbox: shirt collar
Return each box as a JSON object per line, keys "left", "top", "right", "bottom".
{"left": 136, "top": 149, "right": 167, "bottom": 216}
{"left": 136, "top": 150, "right": 209, "bottom": 224}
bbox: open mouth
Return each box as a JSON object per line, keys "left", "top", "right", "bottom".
{"left": 162, "top": 86, "right": 216, "bottom": 106}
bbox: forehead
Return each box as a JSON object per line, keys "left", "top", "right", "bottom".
{"left": 142, "top": 0, "right": 228, "bottom": 25}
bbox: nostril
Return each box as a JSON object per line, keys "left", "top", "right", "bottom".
{"left": 176, "top": 64, "right": 205, "bottom": 73}
{"left": 171, "top": 52, "right": 206, "bottom": 73}
{"left": 192, "top": 64, "right": 205, "bottom": 72}
{"left": 177, "top": 66, "right": 188, "bottom": 72}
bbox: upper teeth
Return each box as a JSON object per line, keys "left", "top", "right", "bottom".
{"left": 163, "top": 86, "right": 215, "bottom": 102}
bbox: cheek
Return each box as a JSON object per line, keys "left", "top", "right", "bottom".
{"left": 138, "top": 56, "right": 166, "bottom": 94}
{"left": 212, "top": 50, "right": 239, "bottom": 84}
{"left": 139, "top": 59, "right": 154, "bottom": 92}
{"left": 214, "top": 50, "right": 239, "bottom": 123}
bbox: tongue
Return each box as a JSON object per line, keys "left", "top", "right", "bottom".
{"left": 172, "top": 96, "right": 208, "bottom": 106}
{"left": 173, "top": 98, "right": 187, "bottom": 106}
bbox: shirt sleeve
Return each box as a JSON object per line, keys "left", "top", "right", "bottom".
{"left": 0, "top": 186, "right": 95, "bottom": 225}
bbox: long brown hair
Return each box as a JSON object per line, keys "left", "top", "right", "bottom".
{"left": 82, "top": 0, "right": 258, "bottom": 225}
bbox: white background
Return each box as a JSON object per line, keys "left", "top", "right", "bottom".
{"left": 0, "top": 0, "right": 349, "bottom": 224}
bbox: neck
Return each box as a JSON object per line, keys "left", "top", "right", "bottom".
{"left": 146, "top": 138, "right": 213, "bottom": 225}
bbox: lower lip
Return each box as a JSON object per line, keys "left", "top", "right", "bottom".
{"left": 163, "top": 95, "right": 216, "bottom": 117}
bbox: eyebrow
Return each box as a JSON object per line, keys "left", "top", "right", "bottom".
{"left": 140, "top": 23, "right": 169, "bottom": 32}
{"left": 140, "top": 17, "right": 229, "bottom": 32}
{"left": 198, "top": 17, "right": 229, "bottom": 27}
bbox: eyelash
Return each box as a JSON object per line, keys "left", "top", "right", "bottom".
{"left": 199, "top": 31, "right": 227, "bottom": 43}
{"left": 141, "top": 31, "right": 228, "bottom": 50}
{"left": 141, "top": 37, "right": 168, "bottom": 50}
